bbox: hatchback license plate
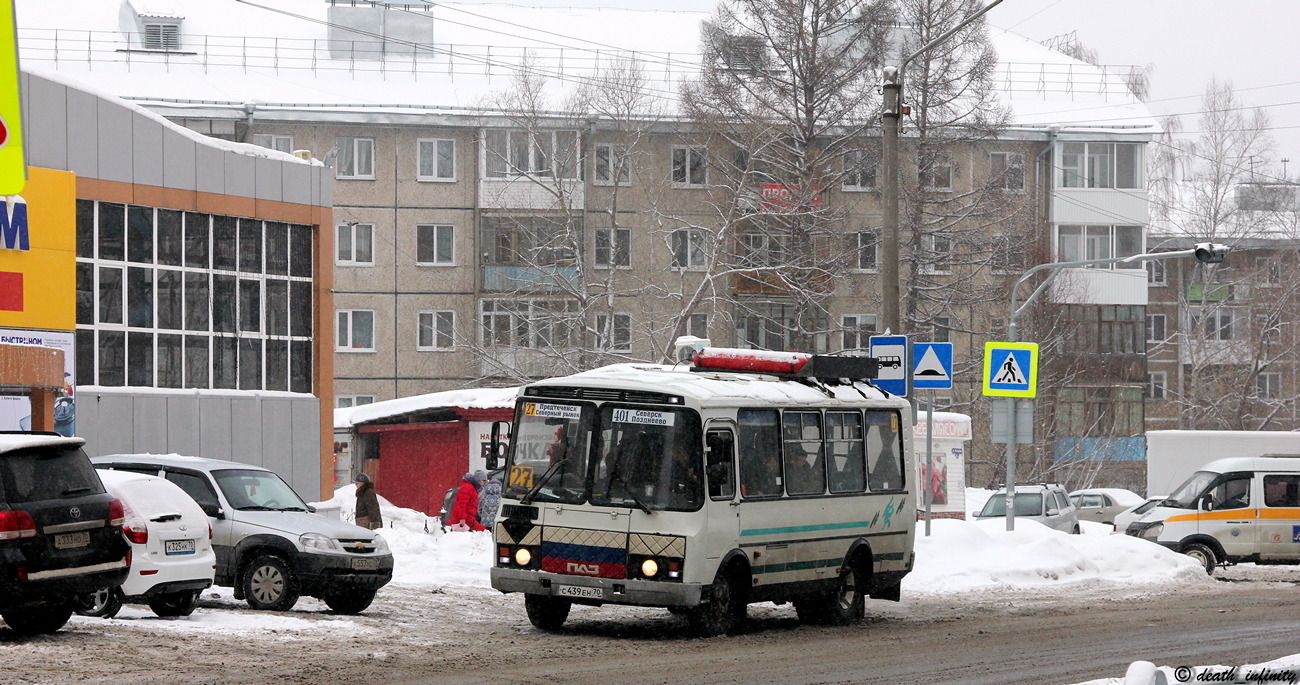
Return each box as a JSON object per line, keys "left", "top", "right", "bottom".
{"left": 55, "top": 531, "right": 90, "bottom": 549}
{"left": 351, "top": 557, "right": 380, "bottom": 571}
{"left": 556, "top": 585, "right": 602, "bottom": 599}
{"left": 165, "top": 539, "right": 196, "bottom": 555}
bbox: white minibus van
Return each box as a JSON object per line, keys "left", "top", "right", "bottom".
{"left": 1125, "top": 455, "right": 1300, "bottom": 574}
{"left": 488, "top": 349, "right": 916, "bottom": 635}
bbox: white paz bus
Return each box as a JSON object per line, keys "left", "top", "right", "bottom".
{"left": 488, "top": 349, "right": 916, "bottom": 635}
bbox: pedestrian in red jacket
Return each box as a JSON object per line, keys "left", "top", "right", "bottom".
{"left": 449, "top": 472, "right": 486, "bottom": 531}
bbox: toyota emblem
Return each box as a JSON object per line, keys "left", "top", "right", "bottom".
{"left": 69, "top": 507, "right": 81, "bottom": 519}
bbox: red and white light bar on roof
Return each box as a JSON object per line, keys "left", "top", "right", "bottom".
{"left": 691, "top": 347, "right": 812, "bottom": 375}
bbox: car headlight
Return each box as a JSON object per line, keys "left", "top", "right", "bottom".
{"left": 300, "top": 532, "right": 341, "bottom": 551}
{"left": 371, "top": 534, "right": 389, "bottom": 552}
{"left": 1139, "top": 523, "right": 1163, "bottom": 540}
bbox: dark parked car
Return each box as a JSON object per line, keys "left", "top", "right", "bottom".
{"left": 0, "top": 432, "right": 129, "bottom": 634}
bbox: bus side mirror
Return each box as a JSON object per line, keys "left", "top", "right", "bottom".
{"left": 488, "top": 421, "right": 511, "bottom": 470}
{"left": 1199, "top": 494, "right": 1215, "bottom": 512}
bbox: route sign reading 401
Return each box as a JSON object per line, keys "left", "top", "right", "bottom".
{"left": 982, "top": 342, "right": 1039, "bottom": 398}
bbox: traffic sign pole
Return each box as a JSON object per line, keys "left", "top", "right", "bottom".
{"left": 924, "top": 389, "right": 934, "bottom": 536}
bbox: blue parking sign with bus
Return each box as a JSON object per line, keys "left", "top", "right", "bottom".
{"left": 869, "top": 335, "right": 908, "bottom": 397}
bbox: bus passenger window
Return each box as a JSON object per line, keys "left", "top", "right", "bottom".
{"left": 826, "top": 411, "right": 865, "bottom": 493}
{"left": 738, "top": 409, "right": 782, "bottom": 497}
{"left": 783, "top": 411, "right": 825, "bottom": 496}
{"left": 705, "top": 429, "right": 736, "bottom": 500}
{"left": 865, "top": 410, "right": 903, "bottom": 491}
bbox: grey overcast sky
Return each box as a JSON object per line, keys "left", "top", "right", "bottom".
{"left": 988, "top": 0, "right": 1300, "bottom": 179}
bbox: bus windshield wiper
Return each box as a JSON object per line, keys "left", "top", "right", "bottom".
{"left": 609, "top": 472, "right": 653, "bottom": 515}
{"left": 521, "top": 458, "right": 569, "bottom": 505}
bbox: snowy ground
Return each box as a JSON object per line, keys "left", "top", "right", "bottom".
{"left": 57, "top": 486, "right": 1299, "bottom": 685}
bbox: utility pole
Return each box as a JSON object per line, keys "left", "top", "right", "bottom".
{"left": 879, "top": 0, "right": 1005, "bottom": 333}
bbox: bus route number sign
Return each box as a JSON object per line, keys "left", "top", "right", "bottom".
{"left": 508, "top": 464, "right": 535, "bottom": 490}
{"left": 612, "top": 408, "right": 675, "bottom": 426}
{"left": 524, "top": 402, "right": 581, "bottom": 420}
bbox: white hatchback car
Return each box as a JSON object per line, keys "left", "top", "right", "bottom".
{"left": 77, "top": 470, "right": 216, "bottom": 618}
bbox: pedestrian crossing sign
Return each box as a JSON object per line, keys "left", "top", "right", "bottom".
{"left": 982, "top": 342, "right": 1039, "bottom": 398}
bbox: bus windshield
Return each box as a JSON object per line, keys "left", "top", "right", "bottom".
{"left": 590, "top": 406, "right": 703, "bottom": 512}
{"left": 503, "top": 400, "right": 592, "bottom": 505}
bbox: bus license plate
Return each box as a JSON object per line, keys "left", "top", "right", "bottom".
{"left": 165, "top": 539, "right": 196, "bottom": 555}
{"left": 556, "top": 585, "right": 602, "bottom": 600}
{"left": 55, "top": 531, "right": 90, "bottom": 549}
{"left": 351, "top": 557, "right": 380, "bottom": 571}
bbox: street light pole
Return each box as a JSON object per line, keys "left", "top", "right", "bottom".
{"left": 880, "top": 0, "right": 1005, "bottom": 333}
{"left": 999, "top": 243, "right": 1230, "bottom": 530}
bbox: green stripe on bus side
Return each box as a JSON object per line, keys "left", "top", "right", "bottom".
{"left": 740, "top": 520, "right": 875, "bottom": 537}
{"left": 751, "top": 552, "right": 906, "bottom": 575}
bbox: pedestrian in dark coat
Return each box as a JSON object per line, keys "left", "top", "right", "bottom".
{"left": 354, "top": 473, "right": 383, "bottom": 530}
{"left": 449, "top": 472, "right": 485, "bottom": 531}
{"left": 479, "top": 476, "right": 502, "bottom": 530}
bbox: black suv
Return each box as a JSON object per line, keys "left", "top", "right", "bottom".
{"left": 0, "top": 433, "right": 129, "bottom": 634}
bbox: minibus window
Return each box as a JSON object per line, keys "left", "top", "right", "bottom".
{"left": 1205, "top": 474, "right": 1252, "bottom": 511}
{"left": 826, "top": 411, "right": 866, "bottom": 494}
{"left": 1167, "top": 471, "right": 1217, "bottom": 509}
{"left": 865, "top": 411, "right": 904, "bottom": 491}
{"left": 738, "top": 409, "right": 782, "bottom": 497}
{"left": 1263, "top": 475, "right": 1300, "bottom": 507}
{"left": 705, "top": 429, "right": 736, "bottom": 500}
{"left": 782, "top": 412, "right": 825, "bottom": 496}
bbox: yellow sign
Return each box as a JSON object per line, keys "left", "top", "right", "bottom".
{"left": 0, "top": 0, "right": 25, "bottom": 195}
{"left": 981, "top": 342, "right": 1039, "bottom": 398}
{"left": 508, "top": 464, "right": 535, "bottom": 490}
{"left": 0, "top": 167, "right": 76, "bottom": 331}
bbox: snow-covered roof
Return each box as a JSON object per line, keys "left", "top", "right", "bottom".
{"left": 15, "top": 0, "right": 1158, "bottom": 136}
{"left": 337, "top": 386, "right": 520, "bottom": 428}
{"left": 546, "top": 362, "right": 897, "bottom": 406}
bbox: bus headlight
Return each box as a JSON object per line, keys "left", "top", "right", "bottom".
{"left": 515, "top": 548, "right": 533, "bottom": 567}
{"left": 1139, "top": 523, "right": 1163, "bottom": 540}
{"left": 640, "top": 558, "right": 659, "bottom": 578}
{"left": 630, "top": 555, "right": 682, "bottom": 582}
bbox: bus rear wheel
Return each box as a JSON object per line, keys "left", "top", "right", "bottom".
{"left": 524, "top": 594, "right": 571, "bottom": 631}
{"left": 795, "top": 558, "right": 865, "bottom": 626}
{"left": 688, "top": 569, "right": 744, "bottom": 637}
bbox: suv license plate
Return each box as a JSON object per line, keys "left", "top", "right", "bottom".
{"left": 165, "top": 539, "right": 196, "bottom": 555}
{"left": 556, "top": 585, "right": 602, "bottom": 600}
{"left": 55, "top": 531, "right": 90, "bottom": 549}
{"left": 351, "top": 557, "right": 380, "bottom": 571}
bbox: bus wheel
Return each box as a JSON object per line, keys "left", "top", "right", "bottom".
{"left": 827, "top": 560, "right": 866, "bottom": 625}
{"left": 689, "top": 569, "right": 744, "bottom": 637}
{"left": 1183, "top": 542, "right": 1217, "bottom": 576}
{"left": 524, "top": 594, "right": 571, "bottom": 631}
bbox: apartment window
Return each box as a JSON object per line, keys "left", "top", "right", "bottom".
{"left": 1059, "top": 142, "right": 1144, "bottom": 189}
{"left": 253, "top": 134, "right": 293, "bottom": 154}
{"left": 1256, "top": 372, "right": 1281, "bottom": 399}
{"left": 417, "top": 138, "right": 456, "bottom": 181}
{"left": 1146, "top": 372, "right": 1167, "bottom": 400}
{"left": 931, "top": 317, "right": 951, "bottom": 343}
{"left": 418, "top": 311, "right": 455, "bottom": 350}
{"left": 336, "top": 223, "right": 374, "bottom": 265}
{"left": 843, "top": 148, "right": 878, "bottom": 190}
{"left": 842, "top": 314, "right": 876, "bottom": 352}
{"left": 484, "top": 129, "right": 580, "bottom": 179}
{"left": 991, "top": 152, "right": 1025, "bottom": 191}
{"left": 1257, "top": 312, "right": 1282, "bottom": 342}
{"left": 482, "top": 215, "right": 578, "bottom": 267}
{"left": 1146, "top": 313, "right": 1167, "bottom": 342}
{"left": 854, "top": 231, "right": 877, "bottom": 271}
{"left": 336, "top": 137, "right": 375, "bottom": 179}
{"left": 1190, "top": 307, "right": 1236, "bottom": 341}
{"left": 75, "top": 202, "right": 313, "bottom": 392}
{"left": 739, "top": 232, "right": 785, "bottom": 267}
{"left": 1147, "top": 258, "right": 1166, "bottom": 285}
{"left": 919, "top": 155, "right": 953, "bottom": 191}
{"left": 337, "top": 310, "right": 375, "bottom": 351}
{"left": 480, "top": 299, "right": 579, "bottom": 349}
{"left": 1257, "top": 257, "right": 1281, "bottom": 286}
{"left": 689, "top": 313, "right": 709, "bottom": 339}
{"left": 671, "top": 229, "right": 706, "bottom": 269}
{"left": 990, "top": 233, "right": 1024, "bottom": 274}
{"left": 919, "top": 234, "right": 952, "bottom": 274}
{"left": 142, "top": 22, "right": 181, "bottom": 51}
{"left": 594, "top": 227, "right": 630, "bottom": 268}
{"left": 737, "top": 303, "right": 828, "bottom": 353}
{"left": 337, "top": 395, "right": 375, "bottom": 408}
{"left": 594, "top": 143, "right": 631, "bottom": 185}
{"left": 672, "top": 146, "right": 707, "bottom": 186}
{"left": 416, "top": 224, "right": 455, "bottom": 265}
{"left": 595, "top": 313, "right": 632, "bottom": 352}
{"left": 1056, "top": 225, "right": 1143, "bottom": 267}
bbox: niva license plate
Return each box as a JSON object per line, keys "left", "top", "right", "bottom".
{"left": 351, "top": 557, "right": 380, "bottom": 571}
{"left": 55, "top": 531, "right": 90, "bottom": 549}
{"left": 165, "top": 539, "right": 196, "bottom": 555}
{"left": 556, "top": 585, "right": 602, "bottom": 600}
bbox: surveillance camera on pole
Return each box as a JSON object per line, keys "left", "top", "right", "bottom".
{"left": 1193, "top": 243, "right": 1230, "bottom": 264}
